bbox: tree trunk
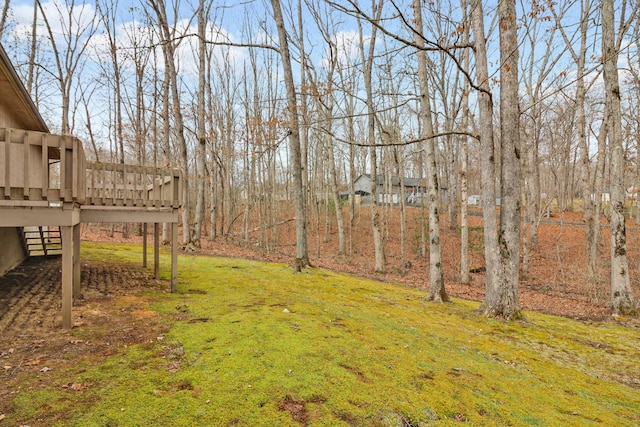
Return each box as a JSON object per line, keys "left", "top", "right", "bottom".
{"left": 270, "top": 0, "right": 309, "bottom": 270}
{"left": 0, "top": 0, "right": 10, "bottom": 39}
{"left": 486, "top": 0, "right": 522, "bottom": 319}
{"left": 471, "top": 0, "right": 500, "bottom": 311}
{"left": 589, "top": 116, "right": 608, "bottom": 301}
{"left": 357, "top": 5, "right": 385, "bottom": 273}
{"left": 160, "top": 56, "right": 171, "bottom": 244}
{"left": 414, "top": 0, "right": 447, "bottom": 302}
{"left": 192, "top": 0, "right": 207, "bottom": 248}
{"left": 327, "top": 130, "right": 346, "bottom": 255}
{"left": 445, "top": 131, "right": 458, "bottom": 232}
{"left": 602, "top": 0, "right": 636, "bottom": 315}
{"left": 148, "top": 0, "right": 191, "bottom": 246}
{"left": 26, "top": 1, "right": 38, "bottom": 93}
{"left": 459, "top": 2, "right": 470, "bottom": 285}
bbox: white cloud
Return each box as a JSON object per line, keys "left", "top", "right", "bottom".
{"left": 322, "top": 30, "right": 368, "bottom": 71}
{"left": 10, "top": 0, "right": 98, "bottom": 47}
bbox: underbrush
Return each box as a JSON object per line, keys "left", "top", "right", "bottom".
{"left": 6, "top": 243, "right": 640, "bottom": 426}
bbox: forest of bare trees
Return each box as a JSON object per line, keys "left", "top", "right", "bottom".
{"left": 1, "top": 0, "right": 638, "bottom": 315}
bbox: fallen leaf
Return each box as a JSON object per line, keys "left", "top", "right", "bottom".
{"left": 25, "top": 360, "right": 42, "bottom": 366}
{"left": 39, "top": 366, "right": 52, "bottom": 372}
{"left": 69, "top": 382, "right": 87, "bottom": 391}
{"left": 3, "top": 365, "right": 11, "bottom": 370}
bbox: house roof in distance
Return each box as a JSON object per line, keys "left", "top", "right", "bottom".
{"left": 0, "top": 43, "right": 49, "bottom": 133}
{"left": 355, "top": 173, "right": 443, "bottom": 189}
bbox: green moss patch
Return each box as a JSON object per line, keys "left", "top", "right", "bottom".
{"left": 5, "top": 242, "right": 640, "bottom": 426}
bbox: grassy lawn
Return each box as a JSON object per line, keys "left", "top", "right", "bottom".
{"left": 6, "top": 242, "right": 640, "bottom": 426}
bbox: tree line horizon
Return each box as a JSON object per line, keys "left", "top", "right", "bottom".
{"left": 0, "top": 0, "right": 637, "bottom": 316}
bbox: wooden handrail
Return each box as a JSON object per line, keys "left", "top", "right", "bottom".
{"left": 0, "top": 127, "right": 181, "bottom": 209}
{"left": 85, "top": 161, "right": 181, "bottom": 208}
{"left": 0, "top": 127, "right": 85, "bottom": 203}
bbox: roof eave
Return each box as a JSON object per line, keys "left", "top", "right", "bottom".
{"left": 0, "top": 43, "right": 49, "bottom": 133}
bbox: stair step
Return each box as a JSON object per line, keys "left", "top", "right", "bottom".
{"left": 22, "top": 226, "right": 63, "bottom": 257}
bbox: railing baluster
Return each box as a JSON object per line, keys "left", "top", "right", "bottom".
{"left": 4, "top": 128, "right": 11, "bottom": 198}
{"left": 132, "top": 166, "right": 138, "bottom": 206}
{"left": 59, "top": 135, "right": 67, "bottom": 201}
{"left": 101, "top": 163, "right": 106, "bottom": 205}
{"left": 41, "top": 132, "right": 48, "bottom": 200}
{"left": 142, "top": 168, "right": 148, "bottom": 206}
{"left": 153, "top": 168, "right": 160, "bottom": 207}
{"left": 72, "top": 137, "right": 78, "bottom": 200}
{"left": 82, "top": 161, "right": 180, "bottom": 209}
{"left": 111, "top": 163, "right": 116, "bottom": 206}
{"left": 23, "top": 130, "right": 30, "bottom": 199}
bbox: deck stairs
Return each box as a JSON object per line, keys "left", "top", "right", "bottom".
{"left": 22, "top": 226, "right": 62, "bottom": 256}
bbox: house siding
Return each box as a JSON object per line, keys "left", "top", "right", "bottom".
{"left": 0, "top": 227, "right": 26, "bottom": 276}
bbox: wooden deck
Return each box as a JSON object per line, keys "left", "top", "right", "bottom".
{"left": 1, "top": 127, "right": 180, "bottom": 212}
{"left": 0, "top": 126, "right": 182, "bottom": 328}
{"left": 1, "top": 127, "right": 85, "bottom": 204}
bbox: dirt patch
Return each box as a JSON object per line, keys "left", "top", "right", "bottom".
{"left": 278, "top": 395, "right": 309, "bottom": 426}
{"left": 0, "top": 256, "right": 170, "bottom": 419}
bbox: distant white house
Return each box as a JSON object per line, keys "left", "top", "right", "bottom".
{"left": 352, "top": 174, "right": 447, "bottom": 205}
{"left": 467, "top": 195, "right": 502, "bottom": 206}
{"left": 590, "top": 189, "right": 611, "bottom": 203}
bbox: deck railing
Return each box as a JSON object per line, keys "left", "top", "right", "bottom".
{"left": 1, "top": 127, "right": 181, "bottom": 209}
{"left": 85, "top": 162, "right": 181, "bottom": 208}
{"left": 0, "top": 127, "right": 86, "bottom": 204}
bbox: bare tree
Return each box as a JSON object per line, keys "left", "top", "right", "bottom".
{"left": 459, "top": 0, "right": 471, "bottom": 285}
{"left": 36, "top": 0, "right": 97, "bottom": 135}
{"left": 470, "top": 0, "right": 500, "bottom": 313}
{"left": 270, "top": 0, "right": 310, "bottom": 270}
{"left": 491, "top": 0, "right": 522, "bottom": 319}
{"left": 413, "top": 0, "right": 447, "bottom": 302}
{"left": 78, "top": 80, "right": 100, "bottom": 161}
{"left": 358, "top": 1, "right": 385, "bottom": 273}
{"left": 96, "top": 0, "right": 130, "bottom": 236}
{"left": 96, "top": 0, "right": 124, "bottom": 163}
{"left": 192, "top": 0, "right": 210, "bottom": 247}
{"left": 305, "top": 1, "right": 347, "bottom": 256}
{"left": 0, "top": 0, "right": 10, "bottom": 39}
{"left": 520, "top": 0, "right": 564, "bottom": 275}
{"left": 629, "top": 21, "right": 640, "bottom": 226}
{"left": 335, "top": 38, "right": 362, "bottom": 258}
{"left": 120, "top": 11, "right": 153, "bottom": 169}
{"left": 25, "top": 1, "right": 40, "bottom": 94}
{"left": 549, "top": 0, "right": 603, "bottom": 287}
{"left": 601, "top": 0, "right": 637, "bottom": 315}
{"left": 147, "top": 0, "right": 193, "bottom": 246}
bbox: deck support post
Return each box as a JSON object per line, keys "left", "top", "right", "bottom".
{"left": 61, "top": 225, "right": 73, "bottom": 328}
{"left": 73, "top": 223, "right": 80, "bottom": 299}
{"left": 154, "top": 223, "right": 160, "bottom": 279}
{"left": 142, "top": 223, "right": 148, "bottom": 268}
{"left": 171, "top": 222, "right": 177, "bottom": 292}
